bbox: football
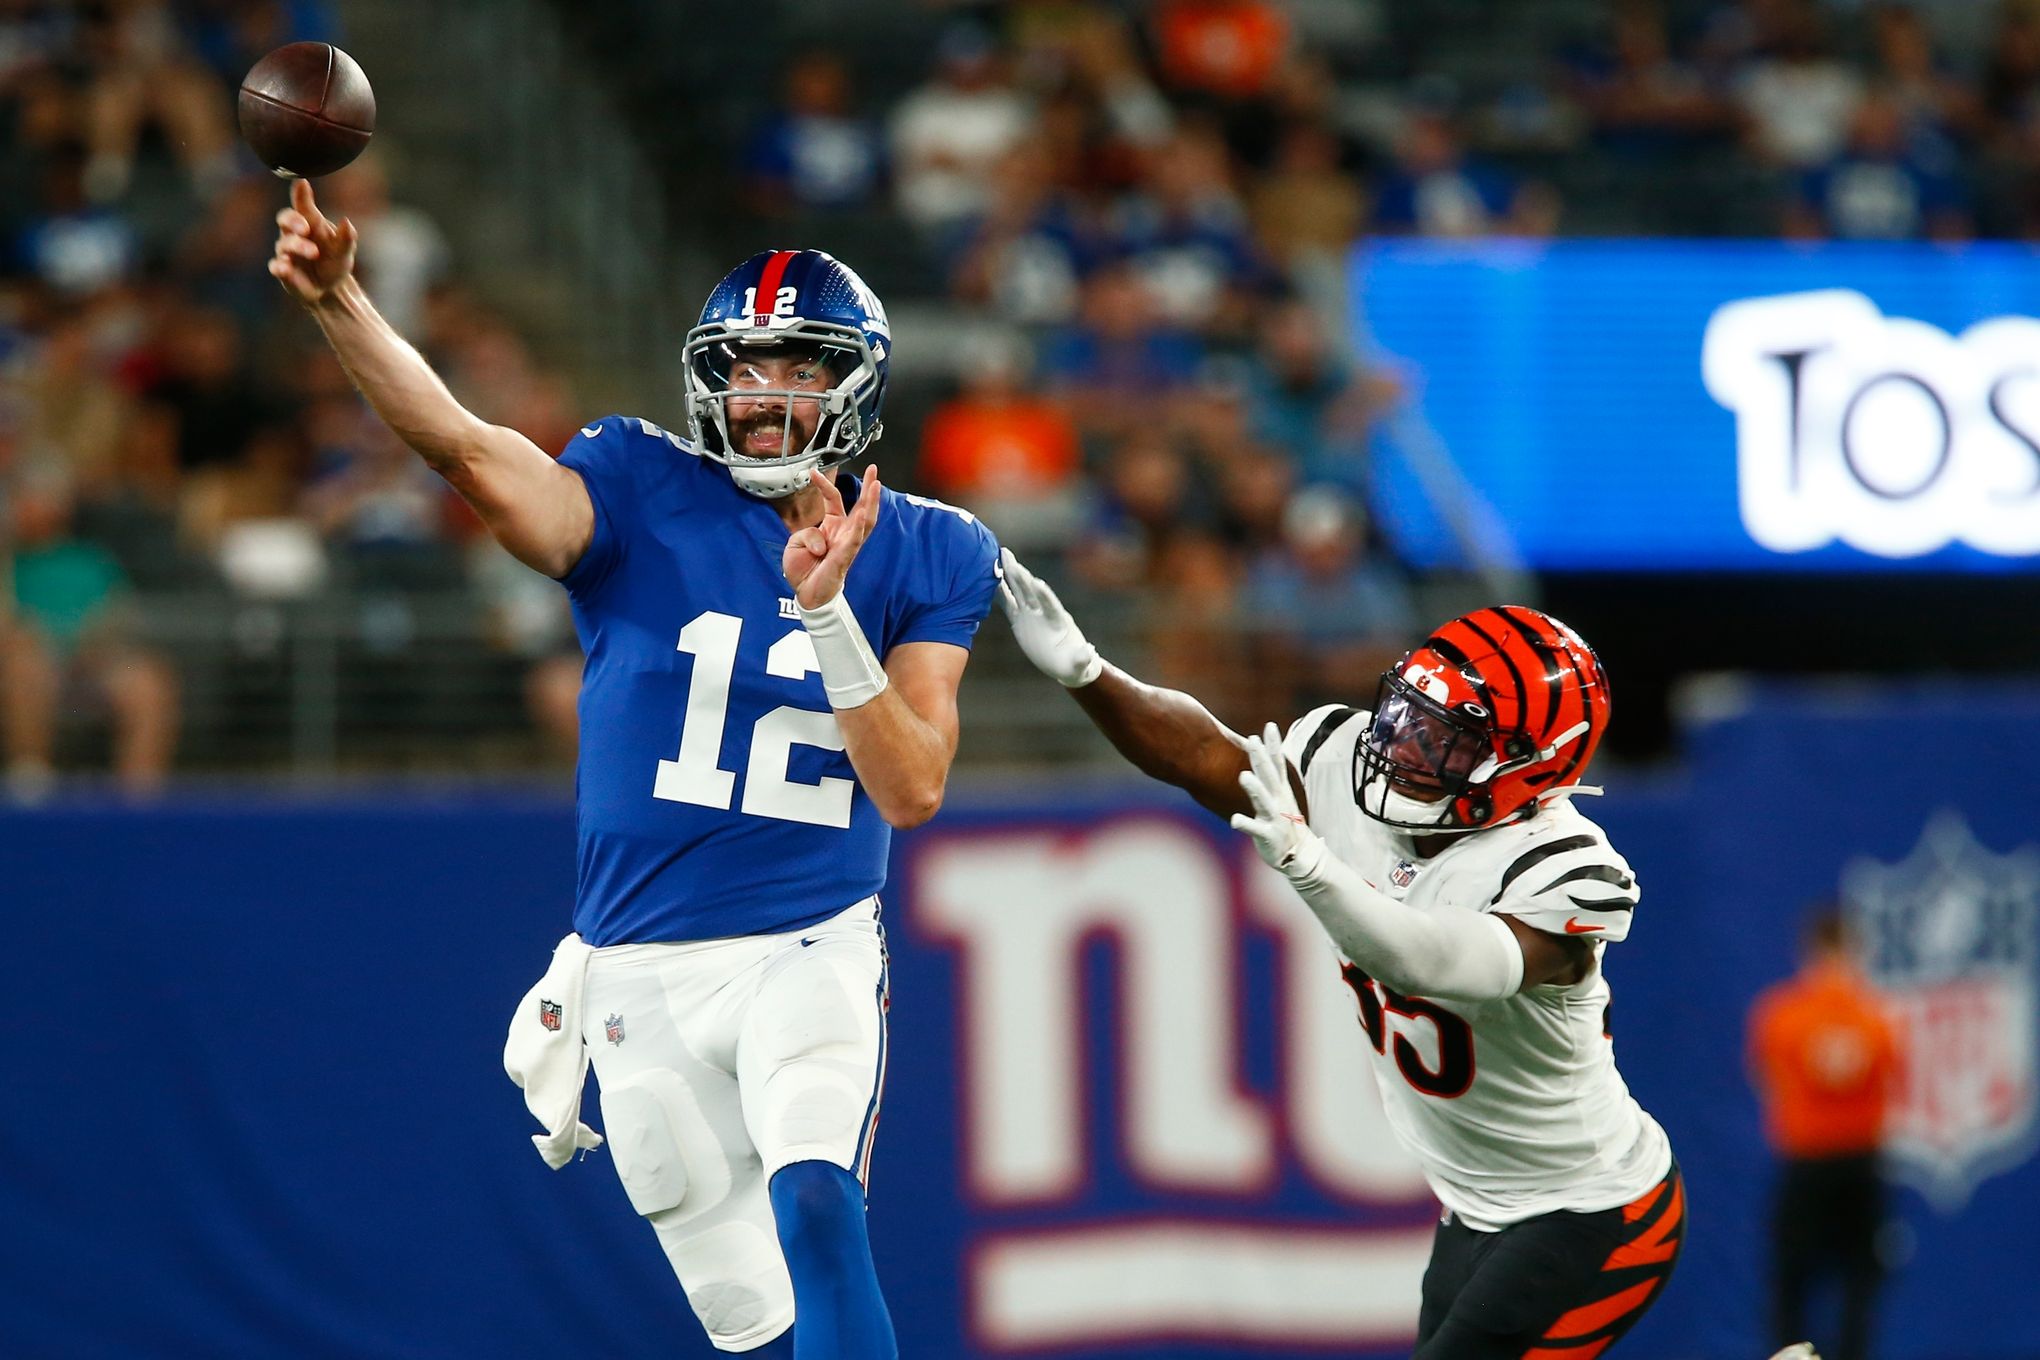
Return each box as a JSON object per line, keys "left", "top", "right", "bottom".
{"left": 237, "top": 42, "right": 376, "bottom": 179}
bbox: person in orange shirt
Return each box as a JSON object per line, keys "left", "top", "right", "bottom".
{"left": 917, "top": 335, "right": 1083, "bottom": 549}
{"left": 1747, "top": 904, "right": 1905, "bottom": 1360}
{"left": 1150, "top": 0, "right": 1290, "bottom": 101}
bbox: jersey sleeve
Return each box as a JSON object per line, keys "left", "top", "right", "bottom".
{"left": 555, "top": 416, "right": 640, "bottom": 597}
{"left": 891, "top": 497, "right": 1001, "bottom": 651}
{"left": 1488, "top": 831, "right": 1640, "bottom": 943}
{"left": 1282, "top": 704, "right": 1366, "bottom": 777}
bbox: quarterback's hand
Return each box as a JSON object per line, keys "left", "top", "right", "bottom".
{"left": 785, "top": 465, "right": 882, "bottom": 608}
{"left": 269, "top": 178, "right": 358, "bottom": 307}
{"left": 1231, "top": 723, "right": 1327, "bottom": 880}
{"left": 997, "top": 548, "right": 1103, "bottom": 688}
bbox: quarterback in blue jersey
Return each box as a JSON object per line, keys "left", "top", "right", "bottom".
{"left": 270, "top": 180, "right": 996, "bottom": 1359}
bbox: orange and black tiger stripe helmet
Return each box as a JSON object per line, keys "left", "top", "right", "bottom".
{"left": 1358, "top": 605, "right": 1611, "bottom": 830}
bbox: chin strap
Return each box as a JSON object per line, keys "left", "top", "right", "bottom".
{"left": 732, "top": 459, "right": 826, "bottom": 499}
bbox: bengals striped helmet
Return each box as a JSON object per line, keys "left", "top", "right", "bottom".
{"left": 1356, "top": 606, "right": 1611, "bottom": 832}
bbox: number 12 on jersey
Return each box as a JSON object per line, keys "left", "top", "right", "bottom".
{"left": 653, "top": 609, "right": 853, "bottom": 829}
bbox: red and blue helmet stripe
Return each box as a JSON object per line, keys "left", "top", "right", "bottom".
{"left": 683, "top": 249, "right": 892, "bottom": 493}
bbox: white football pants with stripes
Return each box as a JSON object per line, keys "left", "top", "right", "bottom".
{"left": 582, "top": 897, "right": 889, "bottom": 1352}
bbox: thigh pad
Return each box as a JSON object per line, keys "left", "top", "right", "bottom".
{"left": 599, "top": 1068, "right": 739, "bottom": 1219}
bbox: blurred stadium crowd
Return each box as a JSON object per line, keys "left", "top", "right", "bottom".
{"left": 0, "top": 0, "right": 588, "bottom": 791}
{"left": 5, "top": 0, "right": 2039, "bottom": 791}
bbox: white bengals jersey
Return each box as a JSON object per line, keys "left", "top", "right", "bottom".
{"left": 1281, "top": 704, "right": 1672, "bottom": 1231}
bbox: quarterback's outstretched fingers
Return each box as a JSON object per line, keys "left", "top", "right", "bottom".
{"left": 276, "top": 207, "right": 311, "bottom": 236}
{"left": 854, "top": 464, "right": 883, "bottom": 532}
{"left": 292, "top": 177, "right": 328, "bottom": 233}
{"left": 810, "top": 468, "right": 846, "bottom": 518}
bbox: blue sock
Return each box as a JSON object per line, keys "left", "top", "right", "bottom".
{"left": 768, "top": 1160, "right": 897, "bottom": 1360}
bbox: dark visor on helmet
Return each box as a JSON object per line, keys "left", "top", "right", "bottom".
{"left": 1360, "top": 676, "right": 1489, "bottom": 796}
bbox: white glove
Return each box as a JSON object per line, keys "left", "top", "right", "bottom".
{"left": 997, "top": 548, "right": 1103, "bottom": 688}
{"left": 1233, "top": 721, "right": 1525, "bottom": 1001}
{"left": 1230, "top": 723, "right": 1327, "bottom": 880}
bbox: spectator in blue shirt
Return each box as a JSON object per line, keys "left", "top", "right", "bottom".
{"left": 1241, "top": 298, "right": 1396, "bottom": 490}
{"left": 1107, "top": 125, "right": 1270, "bottom": 335}
{"left": 1037, "top": 263, "right": 1205, "bottom": 440}
{"left": 1371, "top": 109, "right": 1558, "bottom": 238}
{"left": 742, "top": 52, "right": 885, "bottom": 215}
{"left": 1788, "top": 86, "right": 1969, "bottom": 241}
{"left": 1240, "top": 486, "right": 1417, "bottom": 714}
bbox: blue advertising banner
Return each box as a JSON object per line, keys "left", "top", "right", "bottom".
{"left": 5, "top": 689, "right": 2039, "bottom": 1358}
{"left": 1354, "top": 241, "right": 2040, "bottom": 573}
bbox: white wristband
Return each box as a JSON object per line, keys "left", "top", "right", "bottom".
{"left": 798, "top": 592, "right": 890, "bottom": 710}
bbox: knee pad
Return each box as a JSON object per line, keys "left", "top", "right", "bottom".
{"left": 649, "top": 1213, "right": 794, "bottom": 1351}
{"left": 599, "top": 1069, "right": 735, "bottom": 1219}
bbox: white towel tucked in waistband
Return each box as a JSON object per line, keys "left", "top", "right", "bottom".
{"left": 503, "top": 932, "right": 603, "bottom": 1169}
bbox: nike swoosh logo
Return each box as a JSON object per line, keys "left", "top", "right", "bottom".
{"left": 1564, "top": 918, "right": 1605, "bottom": 934}
{"left": 580, "top": 424, "right": 602, "bottom": 438}
{"left": 799, "top": 937, "right": 819, "bottom": 948}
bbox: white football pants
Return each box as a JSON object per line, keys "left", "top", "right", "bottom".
{"left": 582, "top": 897, "right": 889, "bottom": 1352}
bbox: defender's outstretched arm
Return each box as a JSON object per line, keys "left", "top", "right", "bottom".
{"left": 999, "top": 549, "right": 1260, "bottom": 819}
{"left": 270, "top": 179, "right": 593, "bottom": 579}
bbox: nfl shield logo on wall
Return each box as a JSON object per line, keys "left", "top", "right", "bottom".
{"left": 538, "top": 999, "right": 563, "bottom": 1033}
{"left": 1844, "top": 811, "right": 2040, "bottom": 1212}
{"left": 605, "top": 1012, "right": 626, "bottom": 1045}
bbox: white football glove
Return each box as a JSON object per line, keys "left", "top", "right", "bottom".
{"left": 997, "top": 548, "right": 1103, "bottom": 688}
{"left": 1231, "top": 723, "right": 1327, "bottom": 880}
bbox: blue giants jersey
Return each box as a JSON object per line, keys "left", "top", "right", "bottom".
{"left": 557, "top": 416, "right": 1000, "bottom": 945}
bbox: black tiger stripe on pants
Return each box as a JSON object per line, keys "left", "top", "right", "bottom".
{"left": 1412, "top": 1161, "right": 1686, "bottom": 1359}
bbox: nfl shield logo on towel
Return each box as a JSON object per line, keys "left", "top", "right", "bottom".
{"left": 605, "top": 1012, "right": 626, "bottom": 1045}
{"left": 538, "top": 998, "right": 563, "bottom": 1032}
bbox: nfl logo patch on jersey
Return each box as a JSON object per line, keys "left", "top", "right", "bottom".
{"left": 605, "top": 1013, "right": 626, "bottom": 1045}
{"left": 1390, "top": 859, "right": 1421, "bottom": 888}
{"left": 538, "top": 998, "right": 563, "bottom": 1032}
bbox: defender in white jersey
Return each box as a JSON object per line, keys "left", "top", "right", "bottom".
{"left": 999, "top": 559, "right": 1683, "bottom": 1359}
